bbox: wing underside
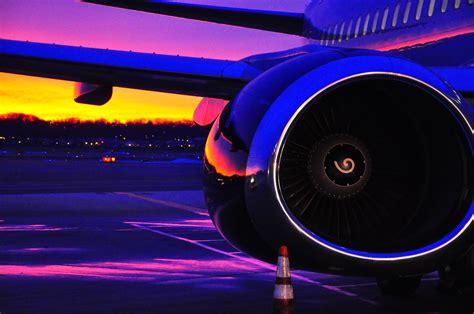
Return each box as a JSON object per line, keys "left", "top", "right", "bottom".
{"left": 1, "top": 39, "right": 473, "bottom": 106}
{"left": 0, "top": 39, "right": 261, "bottom": 100}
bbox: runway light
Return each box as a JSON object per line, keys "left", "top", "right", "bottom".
{"left": 102, "top": 156, "right": 116, "bottom": 163}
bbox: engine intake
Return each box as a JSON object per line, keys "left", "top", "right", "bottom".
{"left": 204, "top": 52, "right": 474, "bottom": 275}
{"left": 278, "top": 76, "right": 470, "bottom": 253}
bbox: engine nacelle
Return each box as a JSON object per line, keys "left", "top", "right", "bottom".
{"left": 74, "top": 82, "right": 112, "bottom": 106}
{"left": 203, "top": 50, "right": 474, "bottom": 276}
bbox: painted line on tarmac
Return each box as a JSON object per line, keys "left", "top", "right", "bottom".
{"left": 127, "top": 222, "right": 378, "bottom": 306}
{"left": 115, "top": 192, "right": 208, "bottom": 216}
{"left": 120, "top": 193, "right": 377, "bottom": 305}
{"left": 197, "top": 239, "right": 227, "bottom": 243}
{"left": 335, "top": 277, "right": 439, "bottom": 289}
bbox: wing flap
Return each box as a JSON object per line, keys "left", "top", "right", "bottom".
{"left": 83, "top": 0, "right": 305, "bottom": 36}
{"left": 0, "top": 39, "right": 261, "bottom": 99}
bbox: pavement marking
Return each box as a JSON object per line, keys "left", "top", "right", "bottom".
{"left": 127, "top": 222, "right": 378, "bottom": 306}
{"left": 196, "top": 239, "right": 227, "bottom": 242}
{"left": 115, "top": 192, "right": 208, "bottom": 216}
{"left": 334, "top": 277, "right": 439, "bottom": 288}
{"left": 119, "top": 192, "right": 377, "bottom": 305}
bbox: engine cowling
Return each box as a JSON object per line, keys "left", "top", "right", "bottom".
{"left": 203, "top": 50, "right": 474, "bottom": 276}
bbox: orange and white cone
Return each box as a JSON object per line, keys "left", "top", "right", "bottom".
{"left": 272, "top": 246, "right": 295, "bottom": 314}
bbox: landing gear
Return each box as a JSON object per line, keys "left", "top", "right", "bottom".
{"left": 376, "top": 275, "right": 422, "bottom": 296}
{"left": 438, "top": 247, "right": 474, "bottom": 294}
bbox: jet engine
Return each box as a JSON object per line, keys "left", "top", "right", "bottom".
{"left": 203, "top": 50, "right": 473, "bottom": 278}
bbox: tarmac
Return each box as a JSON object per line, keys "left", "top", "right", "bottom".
{"left": 0, "top": 160, "right": 473, "bottom": 313}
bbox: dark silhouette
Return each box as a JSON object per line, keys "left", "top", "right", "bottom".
{"left": 0, "top": 113, "right": 205, "bottom": 140}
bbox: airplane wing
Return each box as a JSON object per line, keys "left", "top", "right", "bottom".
{"left": 0, "top": 39, "right": 262, "bottom": 101}
{"left": 83, "top": 0, "right": 305, "bottom": 36}
{"left": 82, "top": 1, "right": 474, "bottom": 101}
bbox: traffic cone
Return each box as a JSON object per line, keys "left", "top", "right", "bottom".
{"left": 272, "top": 245, "right": 295, "bottom": 314}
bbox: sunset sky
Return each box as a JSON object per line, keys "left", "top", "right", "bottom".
{"left": 0, "top": 0, "right": 307, "bottom": 123}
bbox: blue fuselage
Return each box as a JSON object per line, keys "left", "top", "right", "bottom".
{"left": 304, "top": 0, "right": 474, "bottom": 66}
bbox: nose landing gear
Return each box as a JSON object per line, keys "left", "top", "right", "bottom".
{"left": 375, "top": 248, "right": 474, "bottom": 296}
{"left": 376, "top": 275, "right": 423, "bottom": 296}
{"left": 438, "top": 247, "right": 474, "bottom": 295}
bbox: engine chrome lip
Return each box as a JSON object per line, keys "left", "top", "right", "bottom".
{"left": 271, "top": 71, "right": 474, "bottom": 262}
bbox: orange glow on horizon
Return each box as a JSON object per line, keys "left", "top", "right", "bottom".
{"left": 0, "top": 73, "right": 201, "bottom": 124}
{"left": 0, "top": 112, "right": 193, "bottom": 125}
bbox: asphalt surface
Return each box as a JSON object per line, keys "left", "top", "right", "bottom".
{"left": 0, "top": 159, "right": 202, "bottom": 194}
{"left": 0, "top": 160, "right": 473, "bottom": 313}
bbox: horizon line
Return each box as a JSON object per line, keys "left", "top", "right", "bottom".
{"left": 0, "top": 113, "right": 194, "bottom": 125}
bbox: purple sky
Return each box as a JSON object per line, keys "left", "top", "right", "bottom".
{"left": 0, "top": 0, "right": 309, "bottom": 122}
{"left": 1, "top": 0, "right": 308, "bottom": 59}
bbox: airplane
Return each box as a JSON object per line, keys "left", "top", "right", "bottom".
{"left": 1, "top": 0, "right": 473, "bottom": 296}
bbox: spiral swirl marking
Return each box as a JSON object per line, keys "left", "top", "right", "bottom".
{"left": 334, "top": 158, "right": 355, "bottom": 174}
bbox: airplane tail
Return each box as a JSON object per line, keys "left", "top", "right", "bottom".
{"left": 83, "top": 0, "right": 305, "bottom": 36}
